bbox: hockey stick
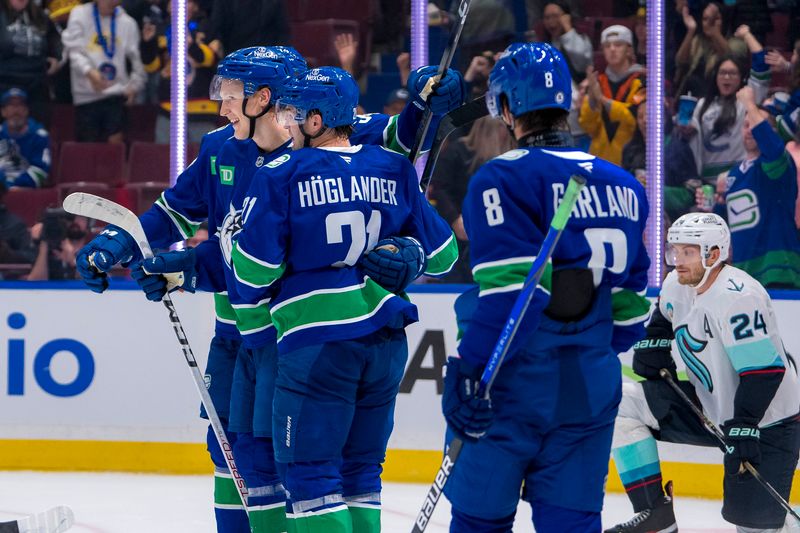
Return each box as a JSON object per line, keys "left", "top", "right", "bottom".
{"left": 659, "top": 368, "right": 800, "bottom": 523}
{"left": 0, "top": 505, "right": 74, "bottom": 533}
{"left": 62, "top": 193, "right": 250, "bottom": 513}
{"left": 411, "top": 175, "right": 586, "bottom": 532}
{"left": 407, "top": 0, "right": 474, "bottom": 164}
{"left": 420, "top": 96, "right": 489, "bottom": 192}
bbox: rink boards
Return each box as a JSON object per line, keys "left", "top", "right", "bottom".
{"left": 1, "top": 281, "right": 800, "bottom": 501}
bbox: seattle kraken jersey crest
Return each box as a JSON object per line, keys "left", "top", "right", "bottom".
{"left": 674, "top": 324, "right": 712, "bottom": 392}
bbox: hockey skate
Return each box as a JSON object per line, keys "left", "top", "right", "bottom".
{"left": 604, "top": 481, "right": 677, "bottom": 533}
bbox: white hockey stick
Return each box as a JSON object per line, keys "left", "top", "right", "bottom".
{"left": 62, "top": 192, "right": 249, "bottom": 512}
{"left": 0, "top": 505, "right": 74, "bottom": 533}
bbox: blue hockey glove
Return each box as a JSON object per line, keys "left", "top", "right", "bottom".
{"left": 359, "top": 236, "right": 426, "bottom": 293}
{"left": 130, "top": 248, "right": 198, "bottom": 302}
{"left": 76, "top": 225, "right": 139, "bottom": 293}
{"left": 408, "top": 66, "right": 467, "bottom": 116}
{"left": 442, "top": 356, "right": 493, "bottom": 442}
{"left": 722, "top": 418, "right": 761, "bottom": 476}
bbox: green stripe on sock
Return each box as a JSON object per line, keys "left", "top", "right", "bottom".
{"left": 215, "top": 473, "right": 244, "bottom": 507}
{"left": 287, "top": 506, "right": 352, "bottom": 533}
{"left": 348, "top": 506, "right": 380, "bottom": 533}
{"left": 249, "top": 505, "right": 287, "bottom": 533}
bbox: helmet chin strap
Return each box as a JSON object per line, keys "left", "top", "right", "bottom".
{"left": 299, "top": 122, "right": 328, "bottom": 148}
{"left": 691, "top": 253, "right": 723, "bottom": 289}
{"left": 241, "top": 99, "right": 273, "bottom": 139}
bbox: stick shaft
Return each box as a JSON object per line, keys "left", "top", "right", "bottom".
{"left": 408, "top": 0, "right": 473, "bottom": 163}
{"left": 660, "top": 369, "right": 800, "bottom": 522}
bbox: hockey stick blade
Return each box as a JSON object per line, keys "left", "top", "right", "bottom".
{"left": 62, "top": 193, "right": 153, "bottom": 259}
{"left": 411, "top": 175, "right": 586, "bottom": 532}
{"left": 0, "top": 505, "right": 75, "bottom": 533}
{"left": 408, "top": 0, "right": 474, "bottom": 163}
{"left": 62, "top": 193, "right": 250, "bottom": 512}
{"left": 420, "top": 96, "right": 488, "bottom": 191}
{"left": 659, "top": 369, "right": 800, "bottom": 523}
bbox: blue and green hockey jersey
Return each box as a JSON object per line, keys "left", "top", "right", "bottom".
{"left": 458, "top": 146, "right": 651, "bottom": 367}
{"left": 136, "top": 105, "right": 436, "bottom": 339}
{"left": 231, "top": 144, "right": 458, "bottom": 352}
{"left": 724, "top": 121, "right": 800, "bottom": 288}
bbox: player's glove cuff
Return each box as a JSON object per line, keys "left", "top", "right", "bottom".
{"left": 632, "top": 336, "right": 675, "bottom": 379}
{"left": 359, "top": 236, "right": 426, "bottom": 293}
{"left": 442, "top": 356, "right": 493, "bottom": 442}
{"left": 722, "top": 418, "right": 761, "bottom": 475}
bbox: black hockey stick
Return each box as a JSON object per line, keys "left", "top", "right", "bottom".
{"left": 411, "top": 176, "right": 586, "bottom": 533}
{"left": 659, "top": 368, "right": 800, "bottom": 523}
{"left": 420, "top": 96, "right": 489, "bottom": 192}
{"left": 407, "top": 0, "right": 473, "bottom": 164}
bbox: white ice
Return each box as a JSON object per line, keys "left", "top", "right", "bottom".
{"left": 0, "top": 471, "right": 741, "bottom": 532}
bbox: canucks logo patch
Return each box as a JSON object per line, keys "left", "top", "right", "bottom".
{"left": 267, "top": 154, "right": 291, "bottom": 168}
{"left": 675, "top": 325, "right": 713, "bottom": 392}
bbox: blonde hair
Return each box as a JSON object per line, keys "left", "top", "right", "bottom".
{"left": 461, "top": 116, "right": 516, "bottom": 175}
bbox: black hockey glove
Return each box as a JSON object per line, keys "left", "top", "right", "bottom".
{"left": 633, "top": 309, "right": 676, "bottom": 380}
{"left": 442, "top": 356, "right": 493, "bottom": 442}
{"left": 722, "top": 418, "right": 761, "bottom": 476}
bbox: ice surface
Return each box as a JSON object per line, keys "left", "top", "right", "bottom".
{"left": 0, "top": 471, "right": 744, "bottom": 532}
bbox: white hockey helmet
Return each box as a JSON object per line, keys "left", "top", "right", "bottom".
{"left": 666, "top": 213, "right": 730, "bottom": 286}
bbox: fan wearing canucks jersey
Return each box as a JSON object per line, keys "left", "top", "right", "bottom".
{"left": 606, "top": 214, "right": 800, "bottom": 533}
{"left": 440, "top": 43, "right": 650, "bottom": 533}
{"left": 230, "top": 67, "right": 457, "bottom": 532}
{"left": 717, "top": 86, "right": 800, "bottom": 289}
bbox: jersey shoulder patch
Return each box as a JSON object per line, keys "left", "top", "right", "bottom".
{"left": 493, "top": 148, "right": 529, "bottom": 161}
{"left": 266, "top": 153, "right": 291, "bottom": 168}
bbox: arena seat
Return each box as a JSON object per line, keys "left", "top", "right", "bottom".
{"left": 291, "top": 20, "right": 361, "bottom": 68}
{"left": 127, "top": 142, "right": 170, "bottom": 184}
{"left": 126, "top": 104, "right": 158, "bottom": 144}
{"left": 55, "top": 142, "right": 126, "bottom": 186}
{"left": 4, "top": 187, "right": 60, "bottom": 227}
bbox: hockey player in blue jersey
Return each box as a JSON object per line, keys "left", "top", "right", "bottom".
{"left": 440, "top": 42, "right": 651, "bottom": 532}
{"left": 230, "top": 67, "right": 458, "bottom": 532}
{"left": 75, "top": 45, "right": 465, "bottom": 532}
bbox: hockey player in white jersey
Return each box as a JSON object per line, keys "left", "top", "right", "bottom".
{"left": 606, "top": 213, "right": 800, "bottom": 533}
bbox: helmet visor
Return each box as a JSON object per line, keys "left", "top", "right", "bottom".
{"left": 275, "top": 101, "right": 307, "bottom": 127}
{"left": 209, "top": 75, "right": 246, "bottom": 101}
{"left": 665, "top": 242, "right": 702, "bottom": 267}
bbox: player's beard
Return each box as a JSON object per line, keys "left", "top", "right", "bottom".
{"left": 676, "top": 261, "right": 706, "bottom": 286}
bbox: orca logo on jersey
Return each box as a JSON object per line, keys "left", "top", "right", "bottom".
{"left": 675, "top": 325, "right": 713, "bottom": 392}
{"left": 219, "top": 204, "right": 243, "bottom": 267}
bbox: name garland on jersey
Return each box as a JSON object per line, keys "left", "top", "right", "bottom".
{"left": 297, "top": 175, "right": 398, "bottom": 208}
{"left": 675, "top": 324, "right": 713, "bottom": 392}
{"left": 551, "top": 182, "right": 640, "bottom": 221}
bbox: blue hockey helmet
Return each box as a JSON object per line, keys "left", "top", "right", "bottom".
{"left": 486, "top": 42, "right": 572, "bottom": 119}
{"left": 210, "top": 46, "right": 307, "bottom": 103}
{"left": 275, "top": 67, "right": 359, "bottom": 129}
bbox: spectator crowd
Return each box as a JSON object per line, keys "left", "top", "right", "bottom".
{"left": 0, "top": 0, "right": 798, "bottom": 290}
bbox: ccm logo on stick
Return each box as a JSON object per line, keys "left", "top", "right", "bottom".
{"left": 4, "top": 312, "right": 95, "bottom": 397}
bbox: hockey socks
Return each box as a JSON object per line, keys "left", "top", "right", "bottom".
{"left": 345, "top": 493, "right": 381, "bottom": 533}
{"left": 286, "top": 495, "right": 352, "bottom": 533}
{"left": 247, "top": 481, "right": 287, "bottom": 533}
{"left": 214, "top": 470, "right": 250, "bottom": 532}
{"left": 611, "top": 427, "right": 665, "bottom": 512}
